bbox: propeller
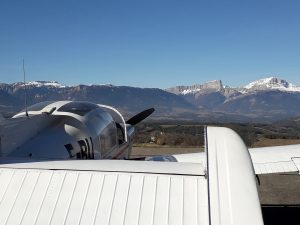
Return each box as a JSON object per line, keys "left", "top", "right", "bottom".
{"left": 126, "top": 108, "right": 155, "bottom": 125}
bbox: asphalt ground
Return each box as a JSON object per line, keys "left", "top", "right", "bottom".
{"left": 259, "top": 174, "right": 300, "bottom": 225}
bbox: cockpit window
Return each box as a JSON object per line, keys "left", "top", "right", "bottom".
{"left": 58, "top": 102, "right": 99, "bottom": 116}
{"left": 21, "top": 101, "right": 55, "bottom": 112}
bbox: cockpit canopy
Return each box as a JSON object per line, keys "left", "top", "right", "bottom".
{"left": 57, "top": 101, "right": 99, "bottom": 116}
{"left": 18, "top": 101, "right": 101, "bottom": 117}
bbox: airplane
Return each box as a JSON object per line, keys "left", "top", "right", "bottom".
{"left": 0, "top": 100, "right": 154, "bottom": 160}
{"left": 0, "top": 100, "right": 299, "bottom": 225}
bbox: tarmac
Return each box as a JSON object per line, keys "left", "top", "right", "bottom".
{"left": 259, "top": 173, "right": 300, "bottom": 225}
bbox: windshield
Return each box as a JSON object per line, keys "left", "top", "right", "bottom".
{"left": 57, "top": 101, "right": 99, "bottom": 116}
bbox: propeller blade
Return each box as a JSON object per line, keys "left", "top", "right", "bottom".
{"left": 126, "top": 108, "right": 155, "bottom": 125}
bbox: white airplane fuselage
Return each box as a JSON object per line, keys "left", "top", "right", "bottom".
{"left": 0, "top": 101, "right": 134, "bottom": 160}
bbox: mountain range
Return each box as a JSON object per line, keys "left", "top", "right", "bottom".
{"left": 1, "top": 77, "right": 300, "bottom": 122}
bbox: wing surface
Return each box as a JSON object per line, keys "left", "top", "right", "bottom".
{"left": 0, "top": 160, "right": 209, "bottom": 225}
{"left": 249, "top": 145, "right": 300, "bottom": 174}
{"left": 172, "top": 145, "right": 300, "bottom": 175}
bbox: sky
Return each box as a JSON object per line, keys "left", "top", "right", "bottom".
{"left": 0, "top": 0, "right": 300, "bottom": 88}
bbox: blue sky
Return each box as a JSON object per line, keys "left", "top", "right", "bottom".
{"left": 0, "top": 0, "right": 300, "bottom": 88}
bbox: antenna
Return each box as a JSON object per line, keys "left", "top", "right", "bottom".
{"left": 23, "top": 59, "right": 29, "bottom": 117}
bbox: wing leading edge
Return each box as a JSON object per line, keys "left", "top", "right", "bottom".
{"left": 205, "top": 127, "right": 264, "bottom": 225}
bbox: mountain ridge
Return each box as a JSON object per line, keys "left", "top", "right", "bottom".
{"left": 166, "top": 76, "right": 300, "bottom": 95}
{"left": 1, "top": 76, "right": 300, "bottom": 122}
{"left": 165, "top": 76, "right": 300, "bottom": 122}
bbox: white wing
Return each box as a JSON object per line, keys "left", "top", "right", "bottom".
{"left": 0, "top": 160, "right": 209, "bottom": 225}
{"left": 173, "top": 145, "right": 300, "bottom": 175}
{"left": 249, "top": 145, "right": 300, "bottom": 174}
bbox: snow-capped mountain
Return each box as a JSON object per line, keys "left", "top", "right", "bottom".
{"left": 1, "top": 76, "right": 300, "bottom": 122}
{"left": 243, "top": 77, "right": 300, "bottom": 92}
{"left": 167, "top": 76, "right": 300, "bottom": 95}
{"left": 166, "top": 80, "right": 224, "bottom": 95}
{"left": 0, "top": 81, "right": 196, "bottom": 117}
{"left": 166, "top": 76, "right": 300, "bottom": 120}
{"left": 10, "top": 81, "right": 66, "bottom": 88}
